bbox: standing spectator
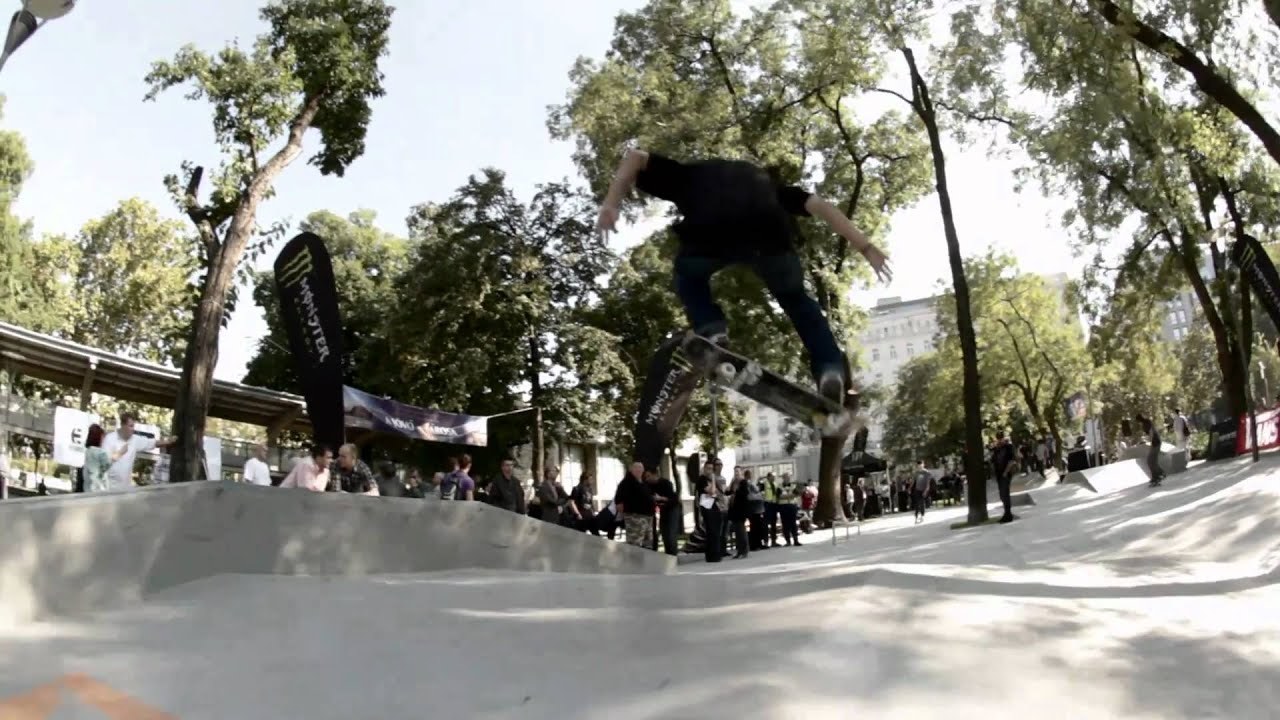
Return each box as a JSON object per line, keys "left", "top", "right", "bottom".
{"left": 537, "top": 466, "right": 566, "bottom": 524}
{"left": 377, "top": 462, "right": 404, "bottom": 497}
{"left": 280, "top": 445, "right": 334, "bottom": 491}
{"left": 761, "top": 472, "right": 781, "bottom": 547}
{"left": 332, "top": 444, "right": 379, "bottom": 495}
{"left": 727, "top": 468, "right": 751, "bottom": 559}
{"left": 991, "top": 431, "right": 1017, "bottom": 523}
{"left": 1136, "top": 413, "right": 1166, "bottom": 486}
{"left": 82, "top": 424, "right": 113, "bottom": 492}
{"left": 102, "top": 413, "right": 174, "bottom": 491}
{"left": 778, "top": 472, "right": 801, "bottom": 546}
{"left": 404, "top": 469, "right": 426, "bottom": 498}
{"left": 614, "top": 462, "right": 655, "bottom": 549}
{"left": 853, "top": 477, "right": 867, "bottom": 521}
{"left": 243, "top": 445, "right": 273, "bottom": 486}
{"left": 743, "top": 470, "right": 767, "bottom": 550}
{"left": 486, "top": 458, "right": 527, "bottom": 514}
{"left": 696, "top": 462, "right": 725, "bottom": 563}
{"left": 568, "top": 473, "right": 596, "bottom": 533}
{"left": 1172, "top": 408, "right": 1192, "bottom": 450}
{"left": 911, "top": 460, "right": 932, "bottom": 523}
{"left": 650, "top": 471, "right": 679, "bottom": 556}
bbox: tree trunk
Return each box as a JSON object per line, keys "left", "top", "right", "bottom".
{"left": 170, "top": 239, "right": 243, "bottom": 482}
{"left": 1241, "top": 276, "right": 1260, "bottom": 461}
{"left": 527, "top": 331, "right": 544, "bottom": 482}
{"left": 902, "top": 48, "right": 989, "bottom": 523}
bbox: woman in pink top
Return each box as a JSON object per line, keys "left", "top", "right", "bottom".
{"left": 279, "top": 444, "right": 334, "bottom": 491}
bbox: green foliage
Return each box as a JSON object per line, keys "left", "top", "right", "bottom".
{"left": 0, "top": 96, "right": 54, "bottom": 333}
{"left": 143, "top": 0, "right": 394, "bottom": 481}
{"left": 245, "top": 209, "right": 409, "bottom": 394}
{"left": 54, "top": 199, "right": 199, "bottom": 365}
{"left": 393, "top": 170, "right": 624, "bottom": 444}
{"left": 984, "top": 0, "right": 1280, "bottom": 418}
{"left": 883, "top": 253, "right": 1089, "bottom": 461}
{"left": 549, "top": 0, "right": 933, "bottom": 376}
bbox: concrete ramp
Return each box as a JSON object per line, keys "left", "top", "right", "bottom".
{"left": 0, "top": 482, "right": 671, "bottom": 625}
{"left": 1026, "top": 482, "right": 1096, "bottom": 506}
{"left": 1064, "top": 459, "right": 1152, "bottom": 494}
{"left": 1119, "top": 442, "right": 1189, "bottom": 474}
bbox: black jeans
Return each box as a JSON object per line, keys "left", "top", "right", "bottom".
{"left": 701, "top": 507, "right": 724, "bottom": 562}
{"left": 996, "top": 474, "right": 1013, "bottom": 516}
{"left": 732, "top": 518, "right": 749, "bottom": 557}
{"left": 673, "top": 251, "right": 844, "bottom": 380}
{"left": 764, "top": 502, "right": 780, "bottom": 545}
{"left": 912, "top": 489, "right": 927, "bottom": 516}
{"left": 656, "top": 508, "right": 679, "bottom": 556}
{"left": 779, "top": 504, "right": 799, "bottom": 543}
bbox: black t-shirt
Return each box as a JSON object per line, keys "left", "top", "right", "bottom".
{"left": 635, "top": 153, "right": 812, "bottom": 255}
{"left": 651, "top": 478, "right": 678, "bottom": 514}
{"left": 614, "top": 475, "right": 655, "bottom": 517}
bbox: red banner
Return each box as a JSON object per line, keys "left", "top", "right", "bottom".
{"left": 1237, "top": 407, "right": 1280, "bottom": 454}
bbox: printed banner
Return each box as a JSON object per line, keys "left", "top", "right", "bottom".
{"left": 632, "top": 334, "right": 703, "bottom": 473}
{"left": 343, "top": 385, "right": 488, "bottom": 446}
{"left": 275, "top": 232, "right": 347, "bottom": 451}
{"left": 1231, "top": 235, "right": 1280, "bottom": 329}
{"left": 1236, "top": 407, "right": 1280, "bottom": 455}
{"left": 52, "top": 407, "right": 98, "bottom": 468}
{"left": 203, "top": 436, "right": 222, "bottom": 481}
{"left": 1063, "top": 392, "right": 1087, "bottom": 422}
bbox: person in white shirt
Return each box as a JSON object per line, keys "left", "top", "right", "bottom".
{"left": 102, "top": 413, "right": 174, "bottom": 490}
{"left": 243, "top": 444, "right": 273, "bottom": 486}
{"left": 1173, "top": 408, "right": 1192, "bottom": 450}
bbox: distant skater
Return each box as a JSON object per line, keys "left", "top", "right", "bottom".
{"left": 1135, "top": 413, "right": 1165, "bottom": 486}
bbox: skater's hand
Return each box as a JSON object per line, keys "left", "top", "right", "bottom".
{"left": 859, "top": 243, "right": 892, "bottom": 283}
{"left": 595, "top": 204, "right": 620, "bottom": 239}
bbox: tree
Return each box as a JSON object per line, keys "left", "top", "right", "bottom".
{"left": 1177, "top": 323, "right": 1223, "bottom": 417}
{"left": 393, "top": 169, "right": 623, "bottom": 479}
{"left": 0, "top": 96, "right": 58, "bottom": 333}
{"left": 144, "top": 0, "right": 393, "bottom": 482}
{"left": 937, "top": 253, "right": 1091, "bottom": 466}
{"left": 550, "top": 0, "right": 933, "bottom": 520}
{"left": 51, "top": 199, "right": 199, "bottom": 365}
{"left": 880, "top": 352, "right": 964, "bottom": 464}
{"left": 1081, "top": 0, "right": 1280, "bottom": 168}
{"left": 244, "top": 209, "right": 408, "bottom": 396}
{"left": 989, "top": 0, "right": 1280, "bottom": 431}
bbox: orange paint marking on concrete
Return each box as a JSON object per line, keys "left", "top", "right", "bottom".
{"left": 0, "top": 681, "right": 63, "bottom": 720}
{"left": 0, "top": 674, "right": 176, "bottom": 719}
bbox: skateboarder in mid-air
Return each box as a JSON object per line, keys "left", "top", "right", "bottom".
{"left": 595, "top": 148, "right": 891, "bottom": 403}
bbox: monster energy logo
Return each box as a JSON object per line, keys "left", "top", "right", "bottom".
{"left": 1234, "top": 238, "right": 1280, "bottom": 325}
{"left": 279, "top": 248, "right": 332, "bottom": 364}
{"left": 645, "top": 348, "right": 692, "bottom": 426}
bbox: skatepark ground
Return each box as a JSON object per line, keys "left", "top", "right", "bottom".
{"left": 1, "top": 453, "right": 1278, "bottom": 719}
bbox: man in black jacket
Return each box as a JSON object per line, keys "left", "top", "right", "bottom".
{"left": 991, "top": 431, "right": 1017, "bottom": 523}
{"left": 650, "top": 472, "right": 680, "bottom": 556}
{"left": 615, "top": 462, "right": 656, "bottom": 549}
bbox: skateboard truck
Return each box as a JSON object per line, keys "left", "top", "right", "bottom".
{"left": 717, "top": 360, "right": 762, "bottom": 390}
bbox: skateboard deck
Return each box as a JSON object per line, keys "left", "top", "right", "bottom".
{"left": 683, "top": 333, "right": 861, "bottom": 436}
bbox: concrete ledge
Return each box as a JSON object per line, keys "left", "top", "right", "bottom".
{"left": 0, "top": 482, "right": 672, "bottom": 624}
{"left": 1119, "top": 442, "right": 1189, "bottom": 474}
{"left": 1065, "top": 459, "right": 1151, "bottom": 494}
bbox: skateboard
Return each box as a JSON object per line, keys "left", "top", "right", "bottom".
{"left": 683, "top": 333, "right": 862, "bottom": 436}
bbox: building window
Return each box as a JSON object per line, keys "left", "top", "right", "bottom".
{"left": 872, "top": 348, "right": 880, "bottom": 362}
{"left": 907, "top": 342, "right": 915, "bottom": 357}
{"left": 889, "top": 345, "right": 898, "bottom": 360}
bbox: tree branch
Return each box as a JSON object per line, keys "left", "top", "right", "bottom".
{"left": 1090, "top": 0, "right": 1280, "bottom": 167}
{"left": 871, "top": 86, "right": 915, "bottom": 108}
{"left": 932, "top": 98, "right": 1017, "bottom": 129}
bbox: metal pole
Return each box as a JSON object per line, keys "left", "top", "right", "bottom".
{"left": 1, "top": 361, "right": 11, "bottom": 501}
{"left": 710, "top": 387, "right": 721, "bottom": 459}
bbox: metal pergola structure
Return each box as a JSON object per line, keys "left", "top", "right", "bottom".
{"left": 0, "top": 321, "right": 311, "bottom": 438}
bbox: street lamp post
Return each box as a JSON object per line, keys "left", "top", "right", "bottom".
{"left": 2, "top": 2, "right": 78, "bottom": 75}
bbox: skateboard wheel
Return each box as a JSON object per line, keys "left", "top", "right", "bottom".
{"left": 717, "top": 362, "right": 736, "bottom": 382}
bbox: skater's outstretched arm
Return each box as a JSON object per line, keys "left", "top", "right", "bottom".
{"left": 803, "top": 195, "right": 893, "bottom": 283}
{"left": 596, "top": 148, "right": 650, "bottom": 236}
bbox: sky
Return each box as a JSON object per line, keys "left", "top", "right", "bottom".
{"left": 2, "top": 0, "right": 1084, "bottom": 382}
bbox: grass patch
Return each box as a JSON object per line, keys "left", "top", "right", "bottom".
{"left": 950, "top": 517, "right": 1009, "bottom": 530}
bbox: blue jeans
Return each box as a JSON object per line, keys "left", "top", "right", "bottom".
{"left": 673, "top": 251, "right": 844, "bottom": 380}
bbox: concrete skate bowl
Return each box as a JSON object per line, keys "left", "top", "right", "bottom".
{"left": 0, "top": 482, "right": 672, "bottom": 625}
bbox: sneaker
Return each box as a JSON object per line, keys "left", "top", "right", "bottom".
{"left": 818, "top": 369, "right": 844, "bottom": 404}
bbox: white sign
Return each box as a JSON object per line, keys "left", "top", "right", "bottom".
{"left": 203, "top": 436, "right": 222, "bottom": 481}
{"left": 52, "top": 407, "right": 99, "bottom": 468}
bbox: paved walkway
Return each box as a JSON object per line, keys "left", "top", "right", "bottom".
{"left": 1, "top": 455, "right": 1278, "bottom": 718}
